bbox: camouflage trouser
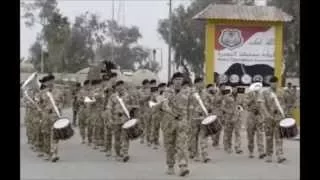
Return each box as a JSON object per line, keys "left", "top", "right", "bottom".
{"left": 265, "top": 118, "right": 283, "bottom": 157}
{"left": 199, "top": 125, "right": 209, "bottom": 160}
{"left": 78, "top": 108, "right": 87, "bottom": 141}
{"left": 31, "top": 121, "right": 41, "bottom": 151}
{"left": 247, "top": 113, "right": 265, "bottom": 155}
{"left": 212, "top": 114, "right": 223, "bottom": 146}
{"left": 112, "top": 124, "right": 130, "bottom": 157}
{"left": 164, "top": 118, "right": 189, "bottom": 168}
{"left": 189, "top": 120, "right": 201, "bottom": 158}
{"left": 87, "top": 123, "right": 94, "bottom": 144}
{"left": 72, "top": 109, "right": 78, "bottom": 125}
{"left": 161, "top": 113, "right": 170, "bottom": 150}
{"left": 151, "top": 113, "right": 161, "bottom": 145}
{"left": 93, "top": 116, "right": 104, "bottom": 146}
{"left": 104, "top": 123, "right": 112, "bottom": 152}
{"left": 223, "top": 119, "right": 242, "bottom": 151}
{"left": 144, "top": 112, "right": 152, "bottom": 143}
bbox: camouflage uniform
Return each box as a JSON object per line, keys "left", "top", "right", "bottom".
{"left": 211, "top": 90, "right": 224, "bottom": 147}
{"left": 150, "top": 91, "right": 162, "bottom": 148}
{"left": 78, "top": 88, "right": 89, "bottom": 143}
{"left": 106, "top": 91, "right": 133, "bottom": 160}
{"left": 162, "top": 86, "right": 191, "bottom": 173}
{"left": 160, "top": 87, "right": 174, "bottom": 150}
{"left": 283, "top": 88, "right": 297, "bottom": 117}
{"left": 138, "top": 87, "right": 151, "bottom": 144}
{"left": 232, "top": 93, "right": 245, "bottom": 153}
{"left": 261, "top": 88, "right": 286, "bottom": 162}
{"left": 222, "top": 94, "right": 237, "bottom": 153}
{"left": 245, "top": 91, "right": 265, "bottom": 157}
{"left": 93, "top": 86, "right": 105, "bottom": 148}
{"left": 189, "top": 89, "right": 213, "bottom": 162}
{"left": 72, "top": 88, "right": 80, "bottom": 126}
{"left": 37, "top": 87, "right": 63, "bottom": 161}
{"left": 102, "top": 83, "right": 114, "bottom": 155}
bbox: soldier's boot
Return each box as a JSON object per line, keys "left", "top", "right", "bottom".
{"left": 249, "top": 152, "right": 254, "bottom": 158}
{"left": 51, "top": 155, "right": 60, "bottom": 163}
{"left": 277, "top": 156, "right": 287, "bottom": 163}
{"left": 105, "top": 150, "right": 112, "bottom": 157}
{"left": 179, "top": 166, "right": 190, "bottom": 177}
{"left": 259, "top": 153, "right": 267, "bottom": 159}
{"left": 140, "top": 138, "right": 144, "bottom": 144}
{"left": 166, "top": 166, "right": 175, "bottom": 175}
{"left": 123, "top": 155, "right": 130, "bottom": 163}
{"left": 265, "top": 155, "right": 272, "bottom": 163}
{"left": 235, "top": 148, "right": 243, "bottom": 154}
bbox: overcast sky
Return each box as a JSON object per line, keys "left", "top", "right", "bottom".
{"left": 20, "top": 0, "right": 192, "bottom": 81}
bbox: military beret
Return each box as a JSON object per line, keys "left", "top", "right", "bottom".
{"left": 110, "top": 72, "right": 118, "bottom": 78}
{"left": 142, "top": 79, "right": 149, "bottom": 85}
{"left": 206, "top": 84, "right": 214, "bottom": 89}
{"left": 115, "top": 80, "right": 124, "bottom": 87}
{"left": 158, "top": 83, "right": 166, "bottom": 88}
{"left": 150, "top": 79, "right": 157, "bottom": 84}
{"left": 194, "top": 77, "right": 203, "bottom": 84}
{"left": 39, "top": 74, "right": 55, "bottom": 83}
{"left": 182, "top": 79, "right": 191, "bottom": 86}
{"left": 172, "top": 72, "right": 183, "bottom": 80}
{"left": 270, "top": 76, "right": 278, "bottom": 83}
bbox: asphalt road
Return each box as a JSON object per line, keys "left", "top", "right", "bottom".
{"left": 20, "top": 108, "right": 299, "bottom": 180}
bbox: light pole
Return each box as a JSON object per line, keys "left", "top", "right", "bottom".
{"left": 168, "top": 0, "right": 172, "bottom": 81}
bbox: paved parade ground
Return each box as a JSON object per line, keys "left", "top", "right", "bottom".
{"left": 20, "top": 108, "right": 299, "bottom": 180}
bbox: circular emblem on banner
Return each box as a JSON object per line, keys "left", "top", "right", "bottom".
{"left": 253, "top": 75, "right": 264, "bottom": 82}
{"left": 264, "top": 75, "right": 272, "bottom": 85}
{"left": 241, "top": 74, "right": 252, "bottom": 84}
{"left": 218, "top": 28, "right": 244, "bottom": 50}
{"left": 219, "top": 74, "right": 228, "bottom": 84}
{"left": 230, "top": 74, "right": 240, "bottom": 83}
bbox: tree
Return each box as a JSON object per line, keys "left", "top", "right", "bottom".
{"left": 158, "top": 0, "right": 218, "bottom": 76}
{"left": 96, "top": 20, "right": 150, "bottom": 70}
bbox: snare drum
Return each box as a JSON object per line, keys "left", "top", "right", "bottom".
{"left": 279, "top": 118, "right": 298, "bottom": 139}
{"left": 201, "top": 115, "right": 221, "bottom": 136}
{"left": 122, "top": 119, "right": 143, "bottom": 140}
{"left": 53, "top": 118, "right": 74, "bottom": 140}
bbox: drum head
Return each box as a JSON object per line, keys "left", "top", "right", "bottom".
{"left": 280, "top": 118, "right": 296, "bottom": 127}
{"left": 54, "top": 118, "right": 70, "bottom": 129}
{"left": 122, "top": 119, "right": 138, "bottom": 129}
{"left": 201, "top": 115, "right": 217, "bottom": 125}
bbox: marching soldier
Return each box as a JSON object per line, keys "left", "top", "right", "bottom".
{"left": 162, "top": 73, "right": 192, "bottom": 176}
{"left": 92, "top": 80, "right": 105, "bottom": 149}
{"left": 149, "top": 85, "right": 161, "bottom": 150}
{"left": 221, "top": 86, "right": 237, "bottom": 154}
{"left": 71, "top": 83, "right": 81, "bottom": 126}
{"left": 78, "top": 80, "right": 90, "bottom": 144}
{"left": 106, "top": 80, "right": 134, "bottom": 162}
{"left": 138, "top": 79, "right": 151, "bottom": 144}
{"left": 283, "top": 83, "right": 298, "bottom": 117}
{"left": 86, "top": 80, "right": 97, "bottom": 147}
{"left": 102, "top": 72, "right": 118, "bottom": 156}
{"left": 245, "top": 83, "right": 266, "bottom": 159}
{"left": 37, "top": 74, "right": 63, "bottom": 162}
{"left": 211, "top": 84, "right": 224, "bottom": 148}
{"left": 260, "top": 76, "right": 287, "bottom": 163}
{"left": 189, "top": 78, "right": 212, "bottom": 163}
{"left": 231, "top": 87, "right": 245, "bottom": 154}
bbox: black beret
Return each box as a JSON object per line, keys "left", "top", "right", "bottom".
{"left": 101, "top": 69, "right": 107, "bottom": 73}
{"left": 150, "top": 79, "right": 157, "bottom": 84}
{"left": 40, "top": 74, "right": 55, "bottom": 83}
{"left": 142, "top": 79, "right": 149, "bottom": 85}
{"left": 194, "top": 77, "right": 203, "bottom": 84}
{"left": 158, "top": 83, "right": 166, "bottom": 88}
{"left": 110, "top": 72, "right": 118, "bottom": 78}
{"left": 150, "top": 87, "right": 158, "bottom": 92}
{"left": 270, "top": 76, "right": 278, "bottom": 83}
{"left": 206, "top": 84, "right": 214, "bottom": 89}
{"left": 172, "top": 72, "right": 184, "bottom": 80}
{"left": 182, "top": 79, "right": 191, "bottom": 86}
{"left": 83, "top": 80, "right": 90, "bottom": 86}
{"left": 115, "top": 80, "right": 124, "bottom": 87}
{"left": 237, "top": 87, "right": 246, "bottom": 94}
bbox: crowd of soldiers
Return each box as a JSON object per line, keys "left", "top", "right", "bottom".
{"left": 23, "top": 70, "right": 299, "bottom": 177}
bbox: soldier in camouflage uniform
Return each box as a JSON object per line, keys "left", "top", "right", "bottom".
{"left": 101, "top": 73, "right": 117, "bottom": 156}
{"left": 211, "top": 85, "right": 224, "bottom": 148}
{"left": 245, "top": 84, "right": 266, "bottom": 159}
{"left": 260, "top": 76, "right": 287, "bottom": 163}
{"left": 138, "top": 79, "right": 151, "bottom": 144}
{"left": 71, "top": 83, "right": 81, "bottom": 126}
{"left": 92, "top": 80, "right": 105, "bottom": 149}
{"left": 221, "top": 86, "right": 238, "bottom": 154}
{"left": 162, "top": 73, "right": 191, "bottom": 177}
{"left": 283, "top": 83, "right": 298, "bottom": 117}
{"left": 86, "top": 81, "right": 96, "bottom": 147}
{"left": 37, "top": 74, "right": 63, "bottom": 162}
{"left": 106, "top": 80, "right": 134, "bottom": 162}
{"left": 189, "top": 78, "right": 212, "bottom": 163}
{"left": 78, "top": 80, "right": 90, "bottom": 144}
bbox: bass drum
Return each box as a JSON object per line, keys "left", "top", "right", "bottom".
{"left": 53, "top": 118, "right": 74, "bottom": 140}
{"left": 201, "top": 115, "right": 222, "bottom": 137}
{"left": 122, "top": 119, "right": 143, "bottom": 140}
{"left": 279, "top": 118, "right": 298, "bottom": 139}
